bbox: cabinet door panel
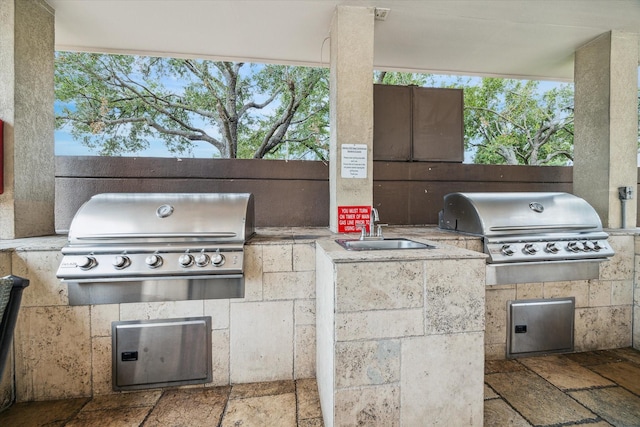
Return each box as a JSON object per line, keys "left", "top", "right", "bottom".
{"left": 412, "top": 88, "right": 463, "bottom": 162}
{"left": 373, "top": 84, "right": 411, "bottom": 161}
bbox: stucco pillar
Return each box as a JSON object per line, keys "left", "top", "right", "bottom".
{"left": 0, "top": 0, "right": 55, "bottom": 239}
{"left": 573, "top": 31, "right": 639, "bottom": 228}
{"left": 328, "top": 6, "right": 375, "bottom": 233}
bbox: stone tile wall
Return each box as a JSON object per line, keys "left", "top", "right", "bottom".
{"left": 316, "top": 246, "right": 486, "bottom": 426}
{"left": 0, "top": 229, "right": 637, "bottom": 406}
{"left": 3, "top": 240, "right": 317, "bottom": 402}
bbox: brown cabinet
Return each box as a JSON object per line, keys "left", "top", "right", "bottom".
{"left": 373, "top": 85, "right": 463, "bottom": 162}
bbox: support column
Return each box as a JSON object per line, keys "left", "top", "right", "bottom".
{"left": 328, "top": 6, "right": 375, "bottom": 232}
{"left": 0, "top": 0, "right": 55, "bottom": 239}
{"left": 573, "top": 31, "right": 639, "bottom": 228}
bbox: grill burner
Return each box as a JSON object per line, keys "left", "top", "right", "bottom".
{"left": 439, "top": 192, "right": 614, "bottom": 285}
{"left": 57, "top": 193, "right": 254, "bottom": 304}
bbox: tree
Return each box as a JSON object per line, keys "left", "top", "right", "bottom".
{"left": 448, "top": 77, "right": 574, "bottom": 165}
{"left": 55, "top": 52, "right": 329, "bottom": 160}
{"left": 56, "top": 52, "right": 580, "bottom": 165}
{"left": 374, "top": 70, "right": 434, "bottom": 86}
{"left": 244, "top": 65, "right": 329, "bottom": 159}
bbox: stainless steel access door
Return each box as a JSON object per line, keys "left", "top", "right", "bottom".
{"left": 507, "top": 298, "right": 574, "bottom": 358}
{"left": 112, "top": 317, "right": 212, "bottom": 390}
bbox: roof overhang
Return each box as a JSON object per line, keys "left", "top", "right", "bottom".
{"left": 46, "top": 0, "right": 640, "bottom": 81}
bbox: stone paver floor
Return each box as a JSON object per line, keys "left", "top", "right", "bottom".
{"left": 2, "top": 348, "right": 640, "bottom": 426}
{"left": 0, "top": 378, "right": 322, "bottom": 427}
{"left": 486, "top": 347, "right": 640, "bottom": 426}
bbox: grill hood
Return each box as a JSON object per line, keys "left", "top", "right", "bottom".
{"left": 438, "top": 192, "right": 614, "bottom": 285}
{"left": 57, "top": 193, "right": 255, "bottom": 305}
{"left": 67, "top": 193, "right": 254, "bottom": 245}
{"left": 439, "top": 192, "right": 604, "bottom": 237}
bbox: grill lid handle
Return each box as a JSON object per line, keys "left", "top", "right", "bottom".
{"left": 489, "top": 224, "right": 600, "bottom": 232}
{"left": 76, "top": 232, "right": 238, "bottom": 240}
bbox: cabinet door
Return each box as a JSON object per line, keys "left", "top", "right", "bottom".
{"left": 412, "top": 87, "right": 463, "bottom": 162}
{"left": 373, "top": 84, "right": 411, "bottom": 161}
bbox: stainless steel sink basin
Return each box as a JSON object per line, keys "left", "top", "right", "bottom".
{"left": 335, "top": 238, "right": 435, "bottom": 251}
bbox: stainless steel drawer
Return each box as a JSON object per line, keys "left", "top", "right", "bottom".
{"left": 507, "top": 298, "right": 574, "bottom": 358}
{"left": 112, "top": 317, "right": 212, "bottom": 390}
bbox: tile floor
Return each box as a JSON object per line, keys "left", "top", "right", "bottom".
{"left": 0, "top": 378, "right": 323, "bottom": 427}
{"left": 1, "top": 348, "right": 640, "bottom": 426}
{"left": 485, "top": 347, "right": 640, "bottom": 426}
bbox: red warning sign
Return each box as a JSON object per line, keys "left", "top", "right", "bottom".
{"left": 337, "top": 206, "right": 371, "bottom": 233}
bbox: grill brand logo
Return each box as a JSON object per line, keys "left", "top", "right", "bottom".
{"left": 156, "top": 204, "right": 174, "bottom": 218}
{"left": 529, "top": 202, "right": 544, "bottom": 213}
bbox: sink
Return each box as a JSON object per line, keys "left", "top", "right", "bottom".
{"left": 335, "top": 238, "right": 435, "bottom": 251}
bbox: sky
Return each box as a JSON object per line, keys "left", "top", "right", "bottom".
{"left": 54, "top": 129, "right": 218, "bottom": 158}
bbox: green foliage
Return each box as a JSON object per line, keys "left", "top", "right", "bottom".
{"left": 373, "top": 70, "right": 434, "bottom": 86}
{"left": 55, "top": 52, "right": 329, "bottom": 159}
{"left": 56, "top": 52, "right": 580, "bottom": 165}
{"left": 241, "top": 65, "right": 329, "bottom": 160}
{"left": 446, "top": 77, "right": 574, "bottom": 165}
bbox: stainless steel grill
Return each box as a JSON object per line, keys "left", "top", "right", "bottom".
{"left": 57, "top": 193, "right": 254, "bottom": 304}
{"left": 438, "top": 192, "right": 614, "bottom": 285}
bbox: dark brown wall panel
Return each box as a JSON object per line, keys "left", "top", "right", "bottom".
{"left": 373, "top": 85, "right": 412, "bottom": 160}
{"left": 55, "top": 156, "right": 329, "bottom": 180}
{"left": 56, "top": 157, "right": 635, "bottom": 231}
{"left": 373, "top": 162, "right": 572, "bottom": 183}
{"left": 374, "top": 181, "right": 573, "bottom": 225}
{"left": 55, "top": 157, "right": 330, "bottom": 232}
{"left": 55, "top": 177, "right": 329, "bottom": 232}
{"left": 412, "top": 88, "right": 464, "bottom": 162}
{"left": 373, "top": 86, "right": 464, "bottom": 162}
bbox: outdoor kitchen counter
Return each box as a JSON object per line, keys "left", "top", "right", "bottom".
{"left": 0, "top": 225, "right": 633, "bottom": 252}
{"left": 251, "top": 225, "right": 484, "bottom": 253}
{"left": 314, "top": 235, "right": 487, "bottom": 427}
{"left": 0, "top": 235, "right": 68, "bottom": 252}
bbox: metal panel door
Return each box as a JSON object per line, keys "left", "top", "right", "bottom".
{"left": 507, "top": 298, "right": 574, "bottom": 358}
{"left": 112, "top": 317, "right": 212, "bottom": 390}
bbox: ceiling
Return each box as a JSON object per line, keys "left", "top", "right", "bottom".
{"left": 46, "top": 0, "right": 640, "bottom": 82}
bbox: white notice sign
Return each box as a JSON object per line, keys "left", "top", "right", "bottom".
{"left": 341, "top": 144, "right": 368, "bottom": 179}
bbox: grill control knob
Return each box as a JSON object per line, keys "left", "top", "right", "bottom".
{"left": 545, "top": 242, "right": 560, "bottom": 254}
{"left": 112, "top": 255, "right": 130, "bottom": 269}
{"left": 591, "top": 241, "right": 603, "bottom": 251}
{"left": 501, "top": 245, "right": 515, "bottom": 256}
{"left": 523, "top": 243, "right": 539, "bottom": 255}
{"left": 211, "top": 253, "right": 225, "bottom": 266}
{"left": 567, "top": 241, "right": 584, "bottom": 252}
{"left": 179, "top": 254, "right": 194, "bottom": 267}
{"left": 145, "top": 254, "right": 163, "bottom": 268}
{"left": 195, "top": 253, "right": 210, "bottom": 267}
{"left": 582, "top": 241, "right": 596, "bottom": 251}
{"left": 78, "top": 256, "right": 97, "bottom": 270}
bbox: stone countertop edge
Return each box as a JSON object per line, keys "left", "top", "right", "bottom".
{"left": 0, "top": 226, "right": 473, "bottom": 248}
{"left": 0, "top": 226, "right": 636, "bottom": 252}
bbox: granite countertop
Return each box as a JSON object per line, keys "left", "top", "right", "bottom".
{"left": 0, "top": 225, "right": 635, "bottom": 253}
{"left": 0, "top": 226, "right": 470, "bottom": 251}
{"left": 251, "top": 225, "right": 479, "bottom": 243}
{"left": 0, "top": 235, "right": 68, "bottom": 252}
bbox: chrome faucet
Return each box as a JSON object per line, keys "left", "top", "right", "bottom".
{"left": 356, "top": 207, "right": 386, "bottom": 240}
